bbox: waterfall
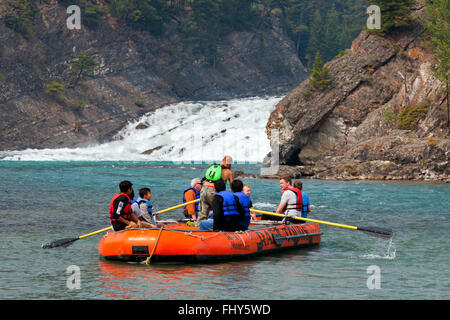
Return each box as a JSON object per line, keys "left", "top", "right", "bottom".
{"left": 1, "top": 96, "right": 282, "bottom": 162}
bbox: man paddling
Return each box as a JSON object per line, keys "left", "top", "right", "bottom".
{"left": 196, "top": 155, "right": 234, "bottom": 226}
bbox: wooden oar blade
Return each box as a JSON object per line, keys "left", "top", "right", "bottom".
{"left": 42, "top": 237, "right": 79, "bottom": 249}
{"left": 358, "top": 226, "right": 393, "bottom": 239}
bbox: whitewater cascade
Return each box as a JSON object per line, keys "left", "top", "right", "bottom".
{"left": 1, "top": 96, "right": 282, "bottom": 162}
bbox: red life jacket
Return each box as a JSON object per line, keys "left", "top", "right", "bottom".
{"left": 282, "top": 187, "right": 303, "bottom": 211}
{"left": 109, "top": 193, "right": 132, "bottom": 221}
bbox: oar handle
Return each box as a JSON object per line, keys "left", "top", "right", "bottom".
{"left": 79, "top": 227, "right": 113, "bottom": 239}
{"left": 154, "top": 199, "right": 200, "bottom": 215}
{"left": 250, "top": 209, "right": 358, "bottom": 231}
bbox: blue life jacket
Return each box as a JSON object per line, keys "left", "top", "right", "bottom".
{"left": 233, "top": 192, "right": 250, "bottom": 217}
{"left": 234, "top": 191, "right": 251, "bottom": 230}
{"left": 216, "top": 190, "right": 240, "bottom": 216}
{"left": 137, "top": 197, "right": 153, "bottom": 215}
{"left": 301, "top": 192, "right": 310, "bottom": 218}
{"left": 183, "top": 187, "right": 200, "bottom": 213}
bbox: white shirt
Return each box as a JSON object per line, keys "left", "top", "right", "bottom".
{"left": 280, "top": 189, "right": 302, "bottom": 218}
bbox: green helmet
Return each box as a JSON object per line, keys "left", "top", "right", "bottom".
{"left": 205, "top": 164, "right": 222, "bottom": 182}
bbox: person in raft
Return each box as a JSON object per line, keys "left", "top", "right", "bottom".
{"left": 196, "top": 155, "right": 234, "bottom": 226}
{"left": 136, "top": 187, "right": 162, "bottom": 227}
{"left": 231, "top": 179, "right": 252, "bottom": 231}
{"left": 182, "top": 178, "right": 202, "bottom": 220}
{"left": 109, "top": 180, "right": 154, "bottom": 231}
{"left": 243, "top": 183, "right": 257, "bottom": 221}
{"left": 261, "top": 176, "right": 303, "bottom": 224}
{"left": 294, "top": 180, "right": 311, "bottom": 219}
{"left": 199, "top": 180, "right": 246, "bottom": 232}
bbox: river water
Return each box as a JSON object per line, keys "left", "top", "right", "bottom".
{"left": 0, "top": 161, "right": 448, "bottom": 300}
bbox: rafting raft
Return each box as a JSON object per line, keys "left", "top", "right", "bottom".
{"left": 98, "top": 221, "right": 322, "bottom": 263}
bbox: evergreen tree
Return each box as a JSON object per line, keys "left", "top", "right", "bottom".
{"left": 107, "top": 0, "right": 169, "bottom": 35}
{"left": 323, "top": 3, "right": 341, "bottom": 62}
{"left": 69, "top": 54, "right": 99, "bottom": 88}
{"left": 189, "top": 0, "right": 222, "bottom": 66}
{"left": 423, "top": 0, "right": 450, "bottom": 126}
{"left": 368, "top": 0, "right": 414, "bottom": 34}
{"left": 103, "top": 0, "right": 367, "bottom": 67}
{"left": 310, "top": 51, "right": 332, "bottom": 91}
{"left": 4, "top": 0, "right": 38, "bottom": 39}
{"left": 307, "top": 10, "right": 325, "bottom": 68}
{"left": 84, "top": 4, "right": 107, "bottom": 28}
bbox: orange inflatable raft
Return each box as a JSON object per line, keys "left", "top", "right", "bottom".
{"left": 99, "top": 221, "right": 322, "bottom": 263}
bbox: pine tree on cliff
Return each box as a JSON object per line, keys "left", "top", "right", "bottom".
{"left": 310, "top": 52, "right": 332, "bottom": 91}
{"left": 368, "top": 0, "right": 414, "bottom": 34}
{"left": 423, "top": 0, "right": 450, "bottom": 127}
{"left": 69, "top": 54, "right": 99, "bottom": 88}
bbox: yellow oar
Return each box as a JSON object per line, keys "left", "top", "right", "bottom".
{"left": 251, "top": 209, "right": 393, "bottom": 239}
{"left": 153, "top": 199, "right": 199, "bottom": 215}
{"left": 42, "top": 226, "right": 113, "bottom": 249}
{"left": 42, "top": 199, "right": 200, "bottom": 249}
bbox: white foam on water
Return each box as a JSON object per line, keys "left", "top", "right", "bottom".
{"left": 253, "top": 202, "right": 277, "bottom": 208}
{"left": 359, "top": 238, "right": 397, "bottom": 260}
{"left": 0, "top": 96, "right": 282, "bottom": 162}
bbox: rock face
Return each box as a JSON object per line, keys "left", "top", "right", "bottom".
{"left": 0, "top": 1, "right": 306, "bottom": 150}
{"left": 265, "top": 10, "right": 449, "bottom": 182}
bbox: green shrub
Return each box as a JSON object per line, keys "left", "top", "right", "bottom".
{"left": 44, "top": 81, "right": 65, "bottom": 96}
{"left": 382, "top": 107, "right": 396, "bottom": 125}
{"left": 69, "top": 98, "right": 87, "bottom": 110}
{"left": 397, "top": 102, "right": 429, "bottom": 130}
{"left": 333, "top": 50, "right": 348, "bottom": 60}
{"left": 338, "top": 164, "right": 361, "bottom": 176}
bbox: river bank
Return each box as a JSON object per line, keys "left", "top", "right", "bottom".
{"left": 235, "top": 163, "right": 450, "bottom": 184}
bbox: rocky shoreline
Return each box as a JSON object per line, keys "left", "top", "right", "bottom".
{"left": 234, "top": 163, "right": 449, "bottom": 183}
{"left": 263, "top": 5, "right": 449, "bottom": 185}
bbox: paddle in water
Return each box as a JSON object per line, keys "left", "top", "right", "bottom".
{"left": 42, "top": 199, "right": 200, "bottom": 249}
{"left": 250, "top": 209, "right": 393, "bottom": 239}
{"left": 42, "top": 227, "right": 112, "bottom": 249}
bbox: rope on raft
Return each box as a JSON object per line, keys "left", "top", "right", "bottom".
{"left": 183, "top": 231, "right": 222, "bottom": 241}
{"left": 141, "top": 226, "right": 164, "bottom": 265}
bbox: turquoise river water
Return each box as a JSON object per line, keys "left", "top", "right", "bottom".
{"left": 0, "top": 161, "right": 448, "bottom": 300}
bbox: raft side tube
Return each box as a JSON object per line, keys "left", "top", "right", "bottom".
{"left": 98, "top": 222, "right": 322, "bottom": 263}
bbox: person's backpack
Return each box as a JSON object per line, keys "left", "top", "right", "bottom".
{"left": 205, "top": 164, "right": 222, "bottom": 182}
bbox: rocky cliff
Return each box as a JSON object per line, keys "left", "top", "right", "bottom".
{"left": 0, "top": 0, "right": 306, "bottom": 150}
{"left": 265, "top": 5, "right": 449, "bottom": 182}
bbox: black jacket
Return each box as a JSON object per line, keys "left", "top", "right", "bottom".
{"left": 212, "top": 194, "right": 246, "bottom": 231}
